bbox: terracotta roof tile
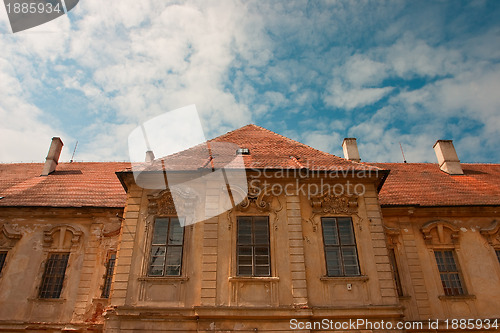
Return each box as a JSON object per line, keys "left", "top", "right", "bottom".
{"left": 134, "top": 124, "right": 381, "bottom": 172}
{"left": 0, "top": 162, "right": 129, "bottom": 208}
{"left": 373, "top": 163, "right": 500, "bottom": 206}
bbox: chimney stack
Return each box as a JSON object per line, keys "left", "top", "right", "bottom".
{"left": 433, "top": 140, "right": 463, "bottom": 175}
{"left": 41, "top": 137, "right": 64, "bottom": 176}
{"left": 145, "top": 150, "right": 155, "bottom": 163}
{"left": 342, "top": 138, "right": 361, "bottom": 162}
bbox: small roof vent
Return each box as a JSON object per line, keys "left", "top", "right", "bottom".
{"left": 236, "top": 148, "right": 250, "bottom": 155}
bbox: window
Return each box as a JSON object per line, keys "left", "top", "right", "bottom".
{"left": 237, "top": 216, "right": 270, "bottom": 276}
{"left": 496, "top": 250, "right": 500, "bottom": 264}
{"left": 39, "top": 253, "right": 70, "bottom": 299}
{"left": 434, "top": 250, "right": 465, "bottom": 296}
{"left": 322, "top": 217, "right": 360, "bottom": 276}
{"left": 388, "top": 248, "right": 403, "bottom": 296}
{"left": 101, "top": 251, "right": 116, "bottom": 298}
{"left": 0, "top": 251, "right": 7, "bottom": 274}
{"left": 149, "top": 217, "right": 184, "bottom": 276}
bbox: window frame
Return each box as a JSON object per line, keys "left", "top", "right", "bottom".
{"left": 388, "top": 247, "right": 404, "bottom": 297}
{"left": 101, "top": 251, "right": 117, "bottom": 298}
{"left": 147, "top": 216, "right": 185, "bottom": 277}
{"left": 433, "top": 249, "right": 467, "bottom": 297}
{"left": 236, "top": 216, "right": 271, "bottom": 277}
{"left": 321, "top": 217, "right": 361, "bottom": 277}
{"left": 38, "top": 252, "right": 70, "bottom": 299}
{"left": 0, "top": 251, "right": 7, "bottom": 275}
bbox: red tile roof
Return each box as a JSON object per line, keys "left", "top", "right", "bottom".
{"left": 0, "top": 162, "right": 129, "bottom": 208}
{"left": 1, "top": 126, "right": 499, "bottom": 209}
{"left": 132, "top": 124, "right": 380, "bottom": 172}
{"left": 374, "top": 163, "right": 500, "bottom": 207}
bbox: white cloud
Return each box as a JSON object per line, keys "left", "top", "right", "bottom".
{"left": 324, "top": 79, "right": 394, "bottom": 110}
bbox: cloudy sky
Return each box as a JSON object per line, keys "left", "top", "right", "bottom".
{"left": 1, "top": 0, "right": 499, "bottom": 163}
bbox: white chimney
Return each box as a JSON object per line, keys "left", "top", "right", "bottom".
{"left": 342, "top": 138, "right": 361, "bottom": 162}
{"left": 145, "top": 150, "right": 155, "bottom": 162}
{"left": 433, "top": 140, "right": 463, "bottom": 175}
{"left": 41, "top": 137, "right": 64, "bottom": 176}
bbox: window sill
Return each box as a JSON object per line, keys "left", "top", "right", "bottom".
{"left": 229, "top": 276, "right": 279, "bottom": 282}
{"left": 320, "top": 275, "right": 369, "bottom": 282}
{"left": 28, "top": 297, "right": 66, "bottom": 303}
{"left": 438, "top": 294, "right": 476, "bottom": 300}
{"left": 139, "top": 276, "right": 189, "bottom": 283}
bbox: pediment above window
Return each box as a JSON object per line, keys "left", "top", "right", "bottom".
{"left": 421, "top": 221, "right": 460, "bottom": 246}
{"left": 0, "top": 224, "right": 22, "bottom": 249}
{"left": 43, "top": 225, "right": 83, "bottom": 250}
{"left": 480, "top": 220, "right": 500, "bottom": 246}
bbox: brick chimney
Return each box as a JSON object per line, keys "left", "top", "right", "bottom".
{"left": 145, "top": 150, "right": 155, "bottom": 162}
{"left": 433, "top": 140, "right": 463, "bottom": 175}
{"left": 342, "top": 138, "right": 361, "bottom": 162}
{"left": 41, "top": 137, "right": 64, "bottom": 176}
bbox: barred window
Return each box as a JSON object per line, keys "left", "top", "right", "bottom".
{"left": 322, "top": 217, "right": 360, "bottom": 276}
{"left": 39, "top": 253, "right": 70, "bottom": 299}
{"left": 0, "top": 251, "right": 7, "bottom": 274}
{"left": 101, "top": 251, "right": 116, "bottom": 298}
{"left": 434, "top": 250, "right": 465, "bottom": 296}
{"left": 388, "top": 248, "right": 403, "bottom": 296}
{"left": 149, "top": 217, "right": 184, "bottom": 276}
{"left": 237, "top": 216, "right": 270, "bottom": 277}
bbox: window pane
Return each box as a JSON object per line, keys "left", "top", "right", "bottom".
{"left": 342, "top": 247, "right": 360, "bottom": 276}
{"left": 322, "top": 217, "right": 360, "bottom": 277}
{"left": 152, "top": 218, "right": 169, "bottom": 245}
{"left": 148, "top": 217, "right": 184, "bottom": 277}
{"left": 101, "top": 252, "right": 116, "bottom": 298}
{"left": 238, "top": 217, "right": 252, "bottom": 245}
{"left": 435, "top": 250, "right": 465, "bottom": 296}
{"left": 322, "top": 218, "right": 339, "bottom": 245}
{"left": 237, "top": 216, "right": 270, "bottom": 277}
{"left": 325, "top": 247, "right": 342, "bottom": 276}
{"left": 0, "top": 251, "right": 7, "bottom": 274}
{"left": 338, "top": 218, "right": 355, "bottom": 245}
{"left": 39, "top": 253, "right": 70, "bottom": 299}
{"left": 168, "top": 219, "right": 184, "bottom": 245}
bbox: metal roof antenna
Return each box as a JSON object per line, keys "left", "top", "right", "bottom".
{"left": 70, "top": 140, "right": 78, "bottom": 163}
{"left": 399, "top": 142, "right": 407, "bottom": 163}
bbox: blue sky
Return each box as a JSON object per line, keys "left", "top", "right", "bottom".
{"left": 1, "top": 0, "right": 500, "bottom": 163}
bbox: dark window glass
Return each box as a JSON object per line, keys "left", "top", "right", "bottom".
{"left": 322, "top": 217, "right": 360, "bottom": 276}
{"left": 149, "top": 217, "right": 184, "bottom": 276}
{"left": 388, "top": 248, "right": 404, "bottom": 296}
{"left": 434, "top": 250, "right": 465, "bottom": 296}
{"left": 101, "top": 252, "right": 116, "bottom": 298}
{"left": 39, "top": 253, "right": 70, "bottom": 299}
{"left": 237, "top": 216, "right": 270, "bottom": 277}
{"left": 0, "top": 251, "right": 7, "bottom": 274}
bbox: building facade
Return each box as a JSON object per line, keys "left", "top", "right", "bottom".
{"left": 0, "top": 125, "right": 499, "bottom": 332}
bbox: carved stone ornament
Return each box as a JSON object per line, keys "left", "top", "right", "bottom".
{"left": 0, "top": 224, "right": 22, "bottom": 249}
{"left": 148, "top": 187, "right": 199, "bottom": 225}
{"left": 306, "top": 193, "right": 360, "bottom": 231}
{"left": 224, "top": 184, "right": 283, "bottom": 230}
{"left": 383, "top": 224, "right": 401, "bottom": 246}
{"left": 148, "top": 190, "right": 177, "bottom": 216}
{"left": 480, "top": 220, "right": 500, "bottom": 246}
{"left": 421, "top": 220, "right": 460, "bottom": 246}
{"left": 43, "top": 224, "right": 83, "bottom": 249}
